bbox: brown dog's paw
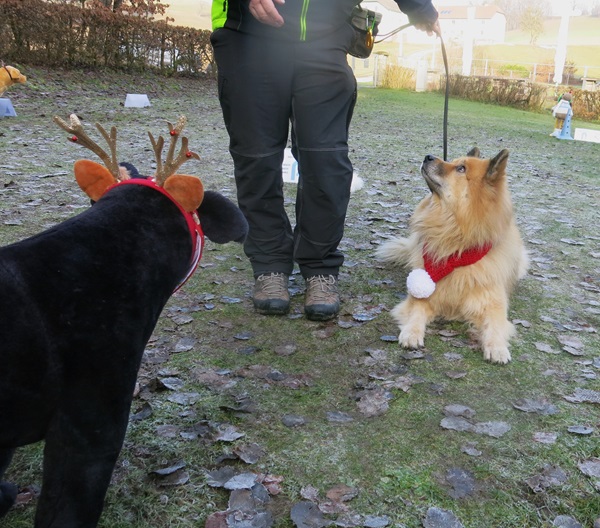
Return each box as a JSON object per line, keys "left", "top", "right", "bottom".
{"left": 483, "top": 346, "right": 511, "bottom": 364}
{"left": 399, "top": 328, "right": 425, "bottom": 349}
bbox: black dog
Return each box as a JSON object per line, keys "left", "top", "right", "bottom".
{"left": 0, "top": 115, "right": 248, "bottom": 527}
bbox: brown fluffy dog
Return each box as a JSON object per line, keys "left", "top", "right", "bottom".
{"left": 376, "top": 148, "right": 529, "bottom": 364}
{"left": 0, "top": 65, "right": 27, "bottom": 97}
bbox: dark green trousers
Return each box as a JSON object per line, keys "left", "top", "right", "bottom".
{"left": 211, "top": 25, "right": 357, "bottom": 278}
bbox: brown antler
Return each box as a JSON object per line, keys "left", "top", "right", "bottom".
{"left": 149, "top": 115, "right": 200, "bottom": 186}
{"left": 53, "top": 114, "right": 120, "bottom": 181}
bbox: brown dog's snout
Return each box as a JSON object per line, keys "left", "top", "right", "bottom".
{"left": 422, "top": 154, "right": 440, "bottom": 170}
{"left": 421, "top": 154, "right": 442, "bottom": 194}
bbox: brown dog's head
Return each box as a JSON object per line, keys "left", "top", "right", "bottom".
{"left": 421, "top": 147, "right": 508, "bottom": 197}
{"left": 418, "top": 148, "right": 512, "bottom": 247}
{"left": 0, "top": 65, "right": 27, "bottom": 95}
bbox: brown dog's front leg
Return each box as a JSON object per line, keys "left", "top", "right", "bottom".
{"left": 391, "top": 297, "right": 434, "bottom": 349}
{"left": 476, "top": 304, "right": 514, "bottom": 364}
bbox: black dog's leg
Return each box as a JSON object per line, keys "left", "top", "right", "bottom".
{"left": 0, "top": 448, "right": 17, "bottom": 518}
{"left": 33, "top": 408, "right": 130, "bottom": 528}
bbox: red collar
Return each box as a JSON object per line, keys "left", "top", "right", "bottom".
{"left": 107, "top": 179, "right": 204, "bottom": 291}
{"left": 423, "top": 243, "right": 492, "bottom": 283}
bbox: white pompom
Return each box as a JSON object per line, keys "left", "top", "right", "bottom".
{"left": 406, "top": 268, "right": 436, "bottom": 299}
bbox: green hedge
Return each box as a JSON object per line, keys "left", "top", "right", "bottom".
{"left": 438, "top": 75, "right": 600, "bottom": 121}
{"left": 571, "top": 88, "right": 600, "bottom": 121}
{"left": 0, "top": 0, "right": 213, "bottom": 75}
{"left": 441, "top": 74, "right": 548, "bottom": 112}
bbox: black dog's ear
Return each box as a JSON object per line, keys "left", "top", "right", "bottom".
{"left": 197, "top": 190, "right": 248, "bottom": 244}
{"left": 466, "top": 147, "right": 480, "bottom": 158}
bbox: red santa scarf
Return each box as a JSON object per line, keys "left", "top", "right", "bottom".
{"left": 407, "top": 243, "right": 492, "bottom": 298}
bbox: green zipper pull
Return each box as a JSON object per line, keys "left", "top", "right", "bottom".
{"left": 300, "top": 0, "right": 310, "bottom": 41}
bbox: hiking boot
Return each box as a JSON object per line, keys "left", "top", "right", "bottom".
{"left": 253, "top": 273, "right": 290, "bottom": 315}
{"left": 304, "top": 275, "right": 340, "bottom": 321}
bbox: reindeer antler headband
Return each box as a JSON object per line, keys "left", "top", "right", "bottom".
{"left": 54, "top": 114, "right": 203, "bottom": 213}
{"left": 54, "top": 114, "right": 200, "bottom": 185}
{"left": 148, "top": 115, "right": 200, "bottom": 185}
{"left": 53, "top": 114, "right": 121, "bottom": 181}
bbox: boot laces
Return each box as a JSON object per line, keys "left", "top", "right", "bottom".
{"left": 256, "top": 273, "right": 287, "bottom": 295}
{"left": 306, "top": 275, "right": 337, "bottom": 303}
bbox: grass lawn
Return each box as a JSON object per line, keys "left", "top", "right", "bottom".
{"left": 1, "top": 68, "right": 599, "bottom": 528}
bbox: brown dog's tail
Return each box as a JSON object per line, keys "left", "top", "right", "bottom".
{"left": 375, "top": 235, "right": 416, "bottom": 267}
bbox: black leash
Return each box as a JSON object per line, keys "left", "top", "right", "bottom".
{"left": 438, "top": 32, "right": 449, "bottom": 161}
{"left": 374, "top": 25, "right": 450, "bottom": 161}
{"left": 374, "top": 22, "right": 412, "bottom": 43}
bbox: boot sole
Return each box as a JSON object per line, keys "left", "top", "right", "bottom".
{"left": 253, "top": 300, "right": 290, "bottom": 316}
{"left": 305, "top": 304, "right": 339, "bottom": 321}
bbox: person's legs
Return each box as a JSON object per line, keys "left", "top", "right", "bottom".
{"left": 211, "top": 29, "right": 294, "bottom": 314}
{"left": 291, "top": 26, "right": 357, "bottom": 319}
{"left": 292, "top": 27, "right": 357, "bottom": 278}
{"left": 211, "top": 29, "right": 295, "bottom": 278}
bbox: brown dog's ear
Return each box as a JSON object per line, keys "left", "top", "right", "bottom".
{"left": 467, "top": 147, "right": 480, "bottom": 158}
{"left": 163, "top": 174, "right": 204, "bottom": 213}
{"left": 74, "top": 160, "right": 117, "bottom": 201}
{"left": 486, "top": 149, "right": 509, "bottom": 183}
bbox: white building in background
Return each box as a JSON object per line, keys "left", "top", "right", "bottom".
{"left": 437, "top": 5, "right": 506, "bottom": 44}
{"left": 361, "top": 0, "right": 506, "bottom": 45}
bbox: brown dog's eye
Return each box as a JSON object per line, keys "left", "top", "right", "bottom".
{"left": 456, "top": 165, "right": 466, "bottom": 173}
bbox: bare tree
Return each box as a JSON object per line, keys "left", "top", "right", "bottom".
{"left": 494, "top": 0, "right": 550, "bottom": 32}
{"left": 103, "top": 0, "right": 124, "bottom": 11}
{"left": 520, "top": 4, "right": 545, "bottom": 45}
{"left": 88, "top": 0, "right": 166, "bottom": 16}
{"left": 493, "top": 0, "right": 523, "bottom": 30}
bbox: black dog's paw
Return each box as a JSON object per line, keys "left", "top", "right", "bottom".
{"left": 0, "top": 481, "right": 18, "bottom": 517}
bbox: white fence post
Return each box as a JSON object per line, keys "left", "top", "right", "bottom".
{"left": 416, "top": 60, "right": 428, "bottom": 92}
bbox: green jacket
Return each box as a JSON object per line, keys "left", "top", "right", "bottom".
{"left": 212, "top": 0, "right": 438, "bottom": 41}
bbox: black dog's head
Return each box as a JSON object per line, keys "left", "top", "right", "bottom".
{"left": 115, "top": 163, "right": 247, "bottom": 245}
